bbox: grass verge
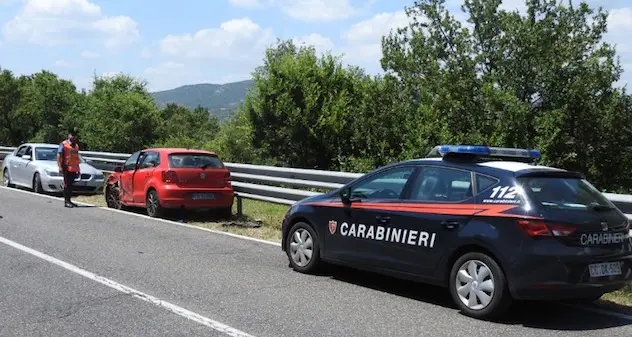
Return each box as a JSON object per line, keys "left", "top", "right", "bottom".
{"left": 601, "top": 283, "right": 632, "bottom": 310}
{"left": 74, "top": 194, "right": 289, "bottom": 243}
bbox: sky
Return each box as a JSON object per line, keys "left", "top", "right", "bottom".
{"left": 0, "top": 0, "right": 630, "bottom": 92}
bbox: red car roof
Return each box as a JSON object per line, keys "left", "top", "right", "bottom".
{"left": 143, "top": 148, "right": 218, "bottom": 156}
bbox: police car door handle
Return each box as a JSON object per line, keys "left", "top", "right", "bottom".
{"left": 376, "top": 215, "right": 390, "bottom": 223}
{"left": 441, "top": 220, "right": 459, "bottom": 230}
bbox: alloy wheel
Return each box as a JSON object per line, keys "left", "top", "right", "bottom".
{"left": 455, "top": 259, "right": 496, "bottom": 311}
{"left": 289, "top": 228, "right": 313, "bottom": 267}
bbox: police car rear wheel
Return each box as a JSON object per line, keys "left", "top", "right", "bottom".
{"left": 449, "top": 252, "right": 511, "bottom": 319}
{"left": 287, "top": 222, "right": 321, "bottom": 273}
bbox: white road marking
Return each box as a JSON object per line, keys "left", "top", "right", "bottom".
{"left": 0, "top": 234, "right": 257, "bottom": 337}
{"left": 0, "top": 186, "right": 281, "bottom": 247}
{"left": 6, "top": 186, "right": 632, "bottom": 323}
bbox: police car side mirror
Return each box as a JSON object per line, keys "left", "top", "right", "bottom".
{"left": 22, "top": 155, "right": 31, "bottom": 161}
{"left": 339, "top": 188, "right": 352, "bottom": 204}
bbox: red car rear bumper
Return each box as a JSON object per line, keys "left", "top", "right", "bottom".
{"left": 158, "top": 185, "right": 235, "bottom": 209}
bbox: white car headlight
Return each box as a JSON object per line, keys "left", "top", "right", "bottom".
{"left": 45, "top": 169, "right": 61, "bottom": 177}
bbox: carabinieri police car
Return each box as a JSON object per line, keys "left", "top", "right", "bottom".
{"left": 280, "top": 145, "right": 632, "bottom": 319}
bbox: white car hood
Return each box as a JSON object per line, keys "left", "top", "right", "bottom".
{"left": 36, "top": 160, "right": 102, "bottom": 175}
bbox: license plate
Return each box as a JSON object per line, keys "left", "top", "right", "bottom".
{"left": 589, "top": 262, "right": 622, "bottom": 277}
{"left": 191, "top": 193, "right": 215, "bottom": 200}
{"left": 74, "top": 180, "right": 87, "bottom": 186}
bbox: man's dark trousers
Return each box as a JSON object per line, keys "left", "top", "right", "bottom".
{"left": 63, "top": 169, "right": 78, "bottom": 203}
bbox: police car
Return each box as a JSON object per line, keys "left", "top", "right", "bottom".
{"left": 280, "top": 145, "right": 632, "bottom": 319}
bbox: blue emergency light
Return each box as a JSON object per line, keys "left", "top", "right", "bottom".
{"left": 427, "top": 145, "right": 541, "bottom": 162}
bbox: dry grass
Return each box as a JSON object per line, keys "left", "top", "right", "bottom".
{"left": 602, "top": 283, "right": 632, "bottom": 308}
{"left": 74, "top": 193, "right": 289, "bottom": 243}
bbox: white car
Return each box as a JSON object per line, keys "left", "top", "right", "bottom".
{"left": 1, "top": 143, "right": 105, "bottom": 195}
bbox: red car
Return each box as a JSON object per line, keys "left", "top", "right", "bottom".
{"left": 105, "top": 148, "right": 234, "bottom": 218}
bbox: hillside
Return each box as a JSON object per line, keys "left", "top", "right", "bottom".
{"left": 150, "top": 79, "right": 254, "bottom": 120}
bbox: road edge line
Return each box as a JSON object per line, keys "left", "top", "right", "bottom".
{"left": 0, "top": 235, "right": 257, "bottom": 337}
{"left": 0, "top": 186, "right": 281, "bottom": 247}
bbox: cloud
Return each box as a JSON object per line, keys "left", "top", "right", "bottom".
{"left": 340, "top": 11, "right": 411, "bottom": 70}
{"left": 2, "top": 0, "right": 139, "bottom": 49}
{"left": 80, "top": 50, "right": 99, "bottom": 58}
{"left": 55, "top": 59, "right": 70, "bottom": 67}
{"left": 274, "top": 0, "right": 363, "bottom": 22}
{"left": 293, "top": 33, "right": 334, "bottom": 54}
{"left": 140, "top": 47, "right": 152, "bottom": 59}
{"left": 159, "top": 18, "right": 274, "bottom": 60}
{"left": 228, "top": 0, "right": 262, "bottom": 9}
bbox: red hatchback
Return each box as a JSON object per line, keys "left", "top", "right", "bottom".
{"left": 105, "top": 148, "right": 234, "bottom": 218}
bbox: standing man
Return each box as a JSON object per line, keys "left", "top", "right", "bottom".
{"left": 57, "top": 129, "right": 81, "bottom": 208}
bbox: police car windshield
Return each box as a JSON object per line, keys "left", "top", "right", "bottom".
{"left": 517, "top": 177, "right": 614, "bottom": 211}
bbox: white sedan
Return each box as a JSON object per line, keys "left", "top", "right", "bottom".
{"left": 1, "top": 143, "right": 105, "bottom": 195}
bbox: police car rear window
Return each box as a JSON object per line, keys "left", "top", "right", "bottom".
{"left": 517, "top": 177, "right": 613, "bottom": 211}
{"left": 168, "top": 153, "right": 224, "bottom": 169}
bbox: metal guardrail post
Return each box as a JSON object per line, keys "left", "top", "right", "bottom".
{"left": 236, "top": 195, "right": 243, "bottom": 217}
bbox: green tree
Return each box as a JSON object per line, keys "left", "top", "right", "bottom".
{"left": 0, "top": 68, "right": 26, "bottom": 145}
{"left": 80, "top": 74, "right": 162, "bottom": 152}
{"left": 245, "top": 39, "right": 368, "bottom": 169}
{"left": 209, "top": 107, "right": 265, "bottom": 164}
{"left": 154, "top": 103, "right": 220, "bottom": 149}
{"left": 380, "top": 0, "right": 632, "bottom": 190}
{"left": 18, "top": 71, "right": 84, "bottom": 144}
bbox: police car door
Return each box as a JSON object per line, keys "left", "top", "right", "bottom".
{"left": 398, "top": 165, "right": 476, "bottom": 276}
{"left": 330, "top": 165, "right": 419, "bottom": 270}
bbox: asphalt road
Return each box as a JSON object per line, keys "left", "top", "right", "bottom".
{"left": 1, "top": 187, "right": 632, "bottom": 337}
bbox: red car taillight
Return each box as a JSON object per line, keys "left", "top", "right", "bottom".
{"left": 224, "top": 171, "right": 231, "bottom": 186}
{"left": 517, "top": 219, "right": 577, "bottom": 237}
{"left": 162, "top": 170, "right": 178, "bottom": 183}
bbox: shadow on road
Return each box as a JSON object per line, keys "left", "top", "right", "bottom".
{"left": 314, "top": 264, "right": 632, "bottom": 331}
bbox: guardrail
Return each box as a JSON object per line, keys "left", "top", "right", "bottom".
{"left": 0, "top": 146, "right": 362, "bottom": 215}
{"left": 2, "top": 145, "right": 632, "bottom": 220}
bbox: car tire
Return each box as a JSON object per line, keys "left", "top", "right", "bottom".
{"left": 32, "top": 173, "right": 43, "bottom": 194}
{"left": 146, "top": 189, "right": 164, "bottom": 218}
{"left": 3, "top": 168, "right": 14, "bottom": 188}
{"left": 105, "top": 185, "right": 123, "bottom": 210}
{"left": 449, "top": 252, "right": 512, "bottom": 320}
{"left": 286, "top": 221, "right": 321, "bottom": 274}
{"left": 217, "top": 206, "right": 232, "bottom": 219}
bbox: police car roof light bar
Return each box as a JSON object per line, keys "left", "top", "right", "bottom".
{"left": 427, "top": 145, "right": 541, "bottom": 163}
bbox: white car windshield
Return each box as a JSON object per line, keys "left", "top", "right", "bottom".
{"left": 35, "top": 147, "right": 86, "bottom": 163}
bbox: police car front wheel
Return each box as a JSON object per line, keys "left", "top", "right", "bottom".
{"left": 286, "top": 221, "right": 321, "bottom": 273}
{"left": 449, "top": 252, "right": 511, "bottom": 319}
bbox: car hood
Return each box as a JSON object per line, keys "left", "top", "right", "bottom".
{"left": 35, "top": 160, "right": 102, "bottom": 175}
{"left": 295, "top": 189, "right": 339, "bottom": 205}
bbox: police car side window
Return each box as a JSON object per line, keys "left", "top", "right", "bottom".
{"left": 476, "top": 174, "right": 498, "bottom": 193}
{"left": 350, "top": 167, "right": 415, "bottom": 200}
{"left": 410, "top": 167, "right": 473, "bottom": 202}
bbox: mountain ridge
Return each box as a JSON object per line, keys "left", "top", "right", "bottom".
{"left": 150, "top": 79, "right": 255, "bottom": 120}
